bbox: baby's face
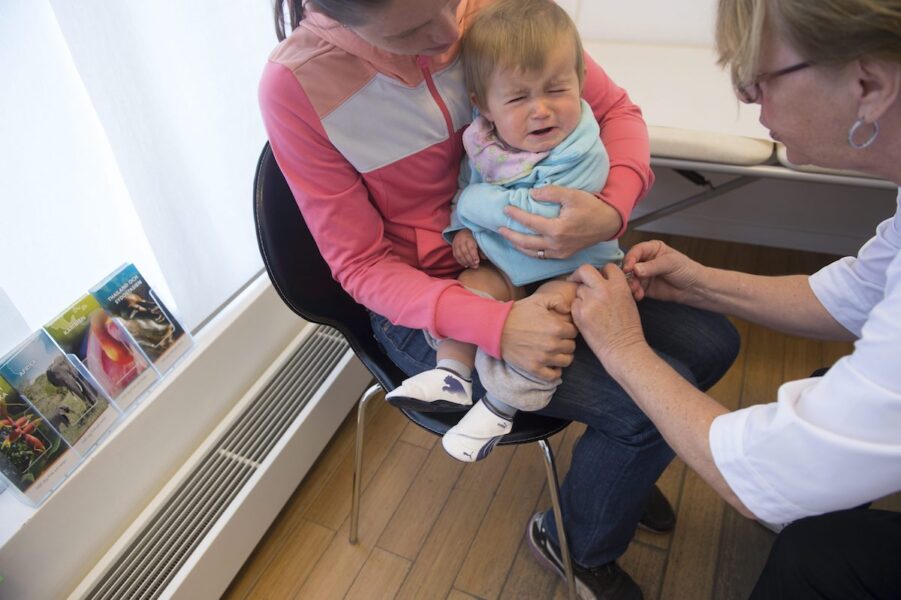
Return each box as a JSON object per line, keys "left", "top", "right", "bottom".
{"left": 480, "top": 43, "right": 582, "bottom": 153}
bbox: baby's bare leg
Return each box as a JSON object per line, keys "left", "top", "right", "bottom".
{"left": 458, "top": 263, "right": 525, "bottom": 303}
{"left": 438, "top": 264, "right": 524, "bottom": 365}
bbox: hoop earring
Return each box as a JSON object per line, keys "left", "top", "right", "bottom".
{"left": 848, "top": 118, "right": 879, "bottom": 150}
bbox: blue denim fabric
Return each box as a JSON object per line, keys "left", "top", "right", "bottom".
{"left": 370, "top": 297, "right": 739, "bottom": 567}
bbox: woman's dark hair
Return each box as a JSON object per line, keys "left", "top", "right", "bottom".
{"left": 273, "top": 0, "right": 392, "bottom": 41}
{"left": 274, "top": 0, "right": 304, "bottom": 41}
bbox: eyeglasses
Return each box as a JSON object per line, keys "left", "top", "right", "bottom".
{"left": 735, "top": 61, "right": 812, "bottom": 104}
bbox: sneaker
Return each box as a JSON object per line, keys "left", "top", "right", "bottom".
{"left": 637, "top": 485, "right": 675, "bottom": 534}
{"left": 385, "top": 367, "right": 473, "bottom": 412}
{"left": 526, "top": 512, "right": 642, "bottom": 600}
{"left": 441, "top": 399, "right": 512, "bottom": 462}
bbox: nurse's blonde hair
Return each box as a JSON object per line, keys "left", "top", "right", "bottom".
{"left": 716, "top": 0, "right": 901, "bottom": 87}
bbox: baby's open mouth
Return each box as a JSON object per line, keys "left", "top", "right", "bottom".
{"left": 530, "top": 127, "right": 554, "bottom": 136}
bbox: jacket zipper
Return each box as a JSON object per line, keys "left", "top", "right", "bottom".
{"left": 417, "top": 55, "right": 455, "bottom": 138}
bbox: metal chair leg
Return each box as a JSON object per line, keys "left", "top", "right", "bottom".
{"left": 538, "top": 439, "right": 576, "bottom": 600}
{"left": 349, "top": 383, "right": 383, "bottom": 544}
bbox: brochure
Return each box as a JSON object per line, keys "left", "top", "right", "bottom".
{"left": 45, "top": 294, "right": 157, "bottom": 410}
{"left": 0, "top": 331, "right": 119, "bottom": 456}
{"left": 91, "top": 264, "right": 191, "bottom": 374}
{"left": 0, "top": 375, "right": 80, "bottom": 505}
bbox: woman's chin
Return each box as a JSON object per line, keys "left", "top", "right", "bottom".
{"left": 786, "top": 146, "right": 856, "bottom": 173}
{"left": 783, "top": 146, "right": 812, "bottom": 167}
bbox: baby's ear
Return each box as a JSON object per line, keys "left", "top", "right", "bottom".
{"left": 471, "top": 93, "right": 493, "bottom": 121}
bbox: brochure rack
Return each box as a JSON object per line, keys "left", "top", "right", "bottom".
{"left": 0, "top": 264, "right": 192, "bottom": 506}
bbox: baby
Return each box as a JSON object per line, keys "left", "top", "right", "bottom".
{"left": 387, "top": 0, "right": 623, "bottom": 461}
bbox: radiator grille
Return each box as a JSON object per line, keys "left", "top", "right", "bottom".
{"left": 85, "top": 326, "right": 349, "bottom": 600}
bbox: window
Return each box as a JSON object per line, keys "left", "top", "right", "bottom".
{"left": 1, "top": 0, "right": 276, "bottom": 344}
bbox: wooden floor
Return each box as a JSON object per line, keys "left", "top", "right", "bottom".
{"left": 223, "top": 232, "right": 898, "bottom": 600}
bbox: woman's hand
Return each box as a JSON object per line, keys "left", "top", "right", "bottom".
{"left": 500, "top": 291, "right": 578, "bottom": 381}
{"left": 622, "top": 240, "right": 705, "bottom": 304}
{"left": 452, "top": 229, "right": 481, "bottom": 269}
{"left": 569, "top": 264, "right": 647, "bottom": 365}
{"left": 498, "top": 186, "right": 622, "bottom": 259}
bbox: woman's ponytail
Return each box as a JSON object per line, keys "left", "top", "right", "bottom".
{"left": 274, "top": 0, "right": 305, "bottom": 41}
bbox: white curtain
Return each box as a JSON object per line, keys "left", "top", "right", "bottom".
{"left": 0, "top": 0, "right": 275, "bottom": 348}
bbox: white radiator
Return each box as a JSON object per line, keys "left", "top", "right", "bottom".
{"left": 67, "top": 323, "right": 370, "bottom": 599}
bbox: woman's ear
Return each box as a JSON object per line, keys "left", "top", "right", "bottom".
{"left": 855, "top": 56, "right": 901, "bottom": 123}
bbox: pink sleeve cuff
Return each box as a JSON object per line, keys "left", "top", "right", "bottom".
{"left": 433, "top": 286, "right": 513, "bottom": 358}
{"left": 597, "top": 166, "right": 654, "bottom": 239}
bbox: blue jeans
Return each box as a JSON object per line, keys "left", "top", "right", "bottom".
{"left": 370, "top": 298, "right": 739, "bottom": 567}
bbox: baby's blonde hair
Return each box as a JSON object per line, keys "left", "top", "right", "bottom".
{"left": 461, "top": 0, "right": 585, "bottom": 108}
{"left": 716, "top": 0, "right": 901, "bottom": 87}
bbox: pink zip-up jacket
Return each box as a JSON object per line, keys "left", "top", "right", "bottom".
{"left": 258, "top": 0, "right": 654, "bottom": 358}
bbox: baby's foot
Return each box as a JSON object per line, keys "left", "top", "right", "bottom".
{"left": 442, "top": 399, "right": 512, "bottom": 462}
{"left": 385, "top": 367, "right": 473, "bottom": 412}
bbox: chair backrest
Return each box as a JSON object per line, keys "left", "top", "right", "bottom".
{"left": 253, "top": 143, "right": 405, "bottom": 391}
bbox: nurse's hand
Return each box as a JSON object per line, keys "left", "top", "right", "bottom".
{"left": 498, "top": 186, "right": 621, "bottom": 259}
{"left": 568, "top": 264, "right": 646, "bottom": 365}
{"left": 500, "top": 291, "right": 578, "bottom": 381}
{"left": 622, "top": 240, "right": 705, "bottom": 304}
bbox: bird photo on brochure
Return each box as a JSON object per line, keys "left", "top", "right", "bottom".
{"left": 90, "top": 264, "right": 190, "bottom": 373}
{"left": 0, "top": 330, "right": 118, "bottom": 453}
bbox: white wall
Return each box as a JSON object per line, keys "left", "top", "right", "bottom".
{"left": 573, "top": 0, "right": 718, "bottom": 46}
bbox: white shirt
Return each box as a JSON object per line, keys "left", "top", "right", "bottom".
{"left": 709, "top": 189, "right": 901, "bottom": 525}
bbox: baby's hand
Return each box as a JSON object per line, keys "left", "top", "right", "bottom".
{"left": 452, "top": 229, "right": 481, "bottom": 269}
